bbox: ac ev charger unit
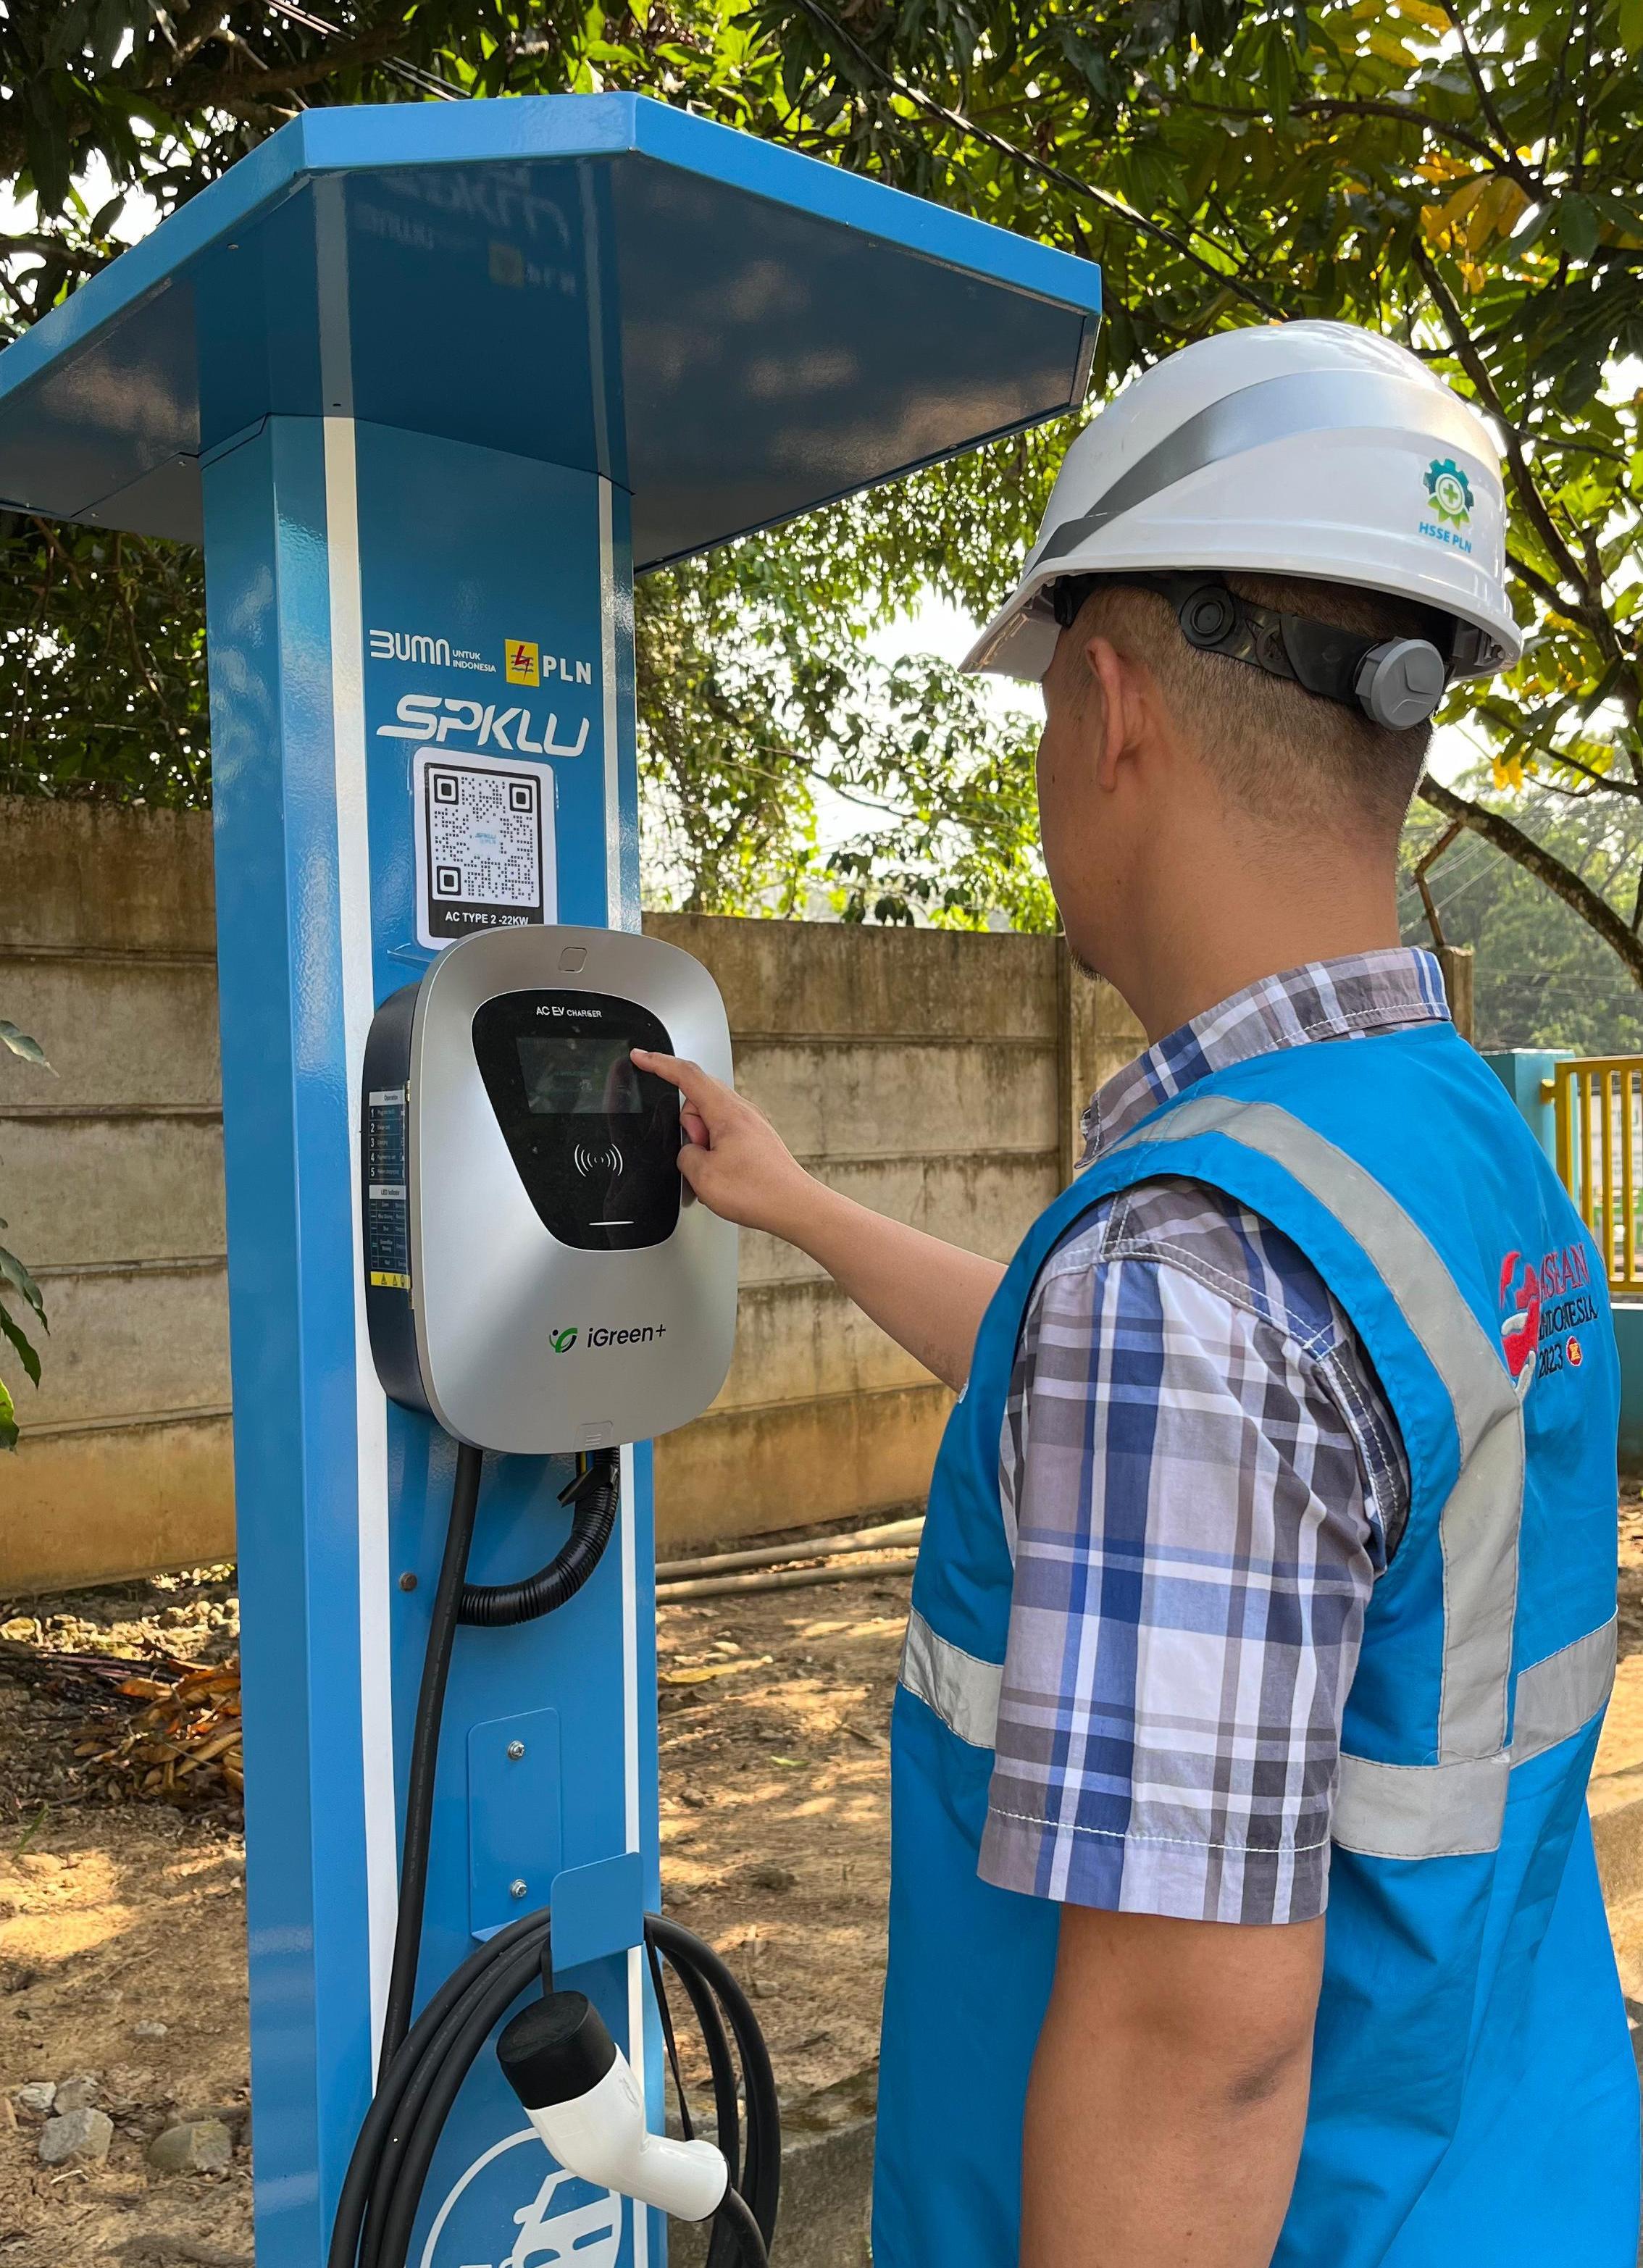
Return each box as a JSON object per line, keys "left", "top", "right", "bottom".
{"left": 361, "top": 924, "right": 737, "bottom": 1454}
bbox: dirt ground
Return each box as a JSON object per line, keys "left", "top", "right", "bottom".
{"left": 0, "top": 1536, "right": 910, "bottom": 2267}
{"left": 7, "top": 1491, "right": 1643, "bottom": 2267}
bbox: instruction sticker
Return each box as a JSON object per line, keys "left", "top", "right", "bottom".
{"left": 365, "top": 1089, "right": 411, "bottom": 1290}
{"left": 412, "top": 750, "right": 556, "bottom": 950}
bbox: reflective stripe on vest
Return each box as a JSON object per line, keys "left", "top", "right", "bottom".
{"left": 898, "top": 1097, "right": 1615, "bottom": 1863}
{"left": 899, "top": 1610, "right": 1615, "bottom": 1855}
{"left": 902, "top": 1607, "right": 1003, "bottom": 1750}
{"left": 1121, "top": 1097, "right": 1526, "bottom": 1767}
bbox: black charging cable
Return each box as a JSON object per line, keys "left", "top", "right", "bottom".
{"left": 379, "top": 1444, "right": 617, "bottom": 2067}
{"left": 332, "top": 1908, "right": 779, "bottom": 2268}
{"left": 331, "top": 1445, "right": 779, "bottom": 2268}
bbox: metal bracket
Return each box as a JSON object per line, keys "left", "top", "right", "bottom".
{"left": 467, "top": 1705, "right": 561, "bottom": 1938}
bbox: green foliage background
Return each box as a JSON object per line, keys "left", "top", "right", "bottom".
{"left": 0, "top": 0, "right": 1641, "bottom": 953}
{"left": 1402, "top": 774, "right": 1643, "bottom": 1050}
{"left": 4, "top": 0, "right": 1643, "bottom": 1440}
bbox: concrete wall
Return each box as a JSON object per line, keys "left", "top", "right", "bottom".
{"left": 643, "top": 915, "right": 1142, "bottom": 1547}
{"left": 1, "top": 801, "right": 230, "bottom": 1593}
{"left": 0, "top": 799, "right": 1142, "bottom": 1591}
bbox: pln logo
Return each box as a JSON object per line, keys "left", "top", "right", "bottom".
{"left": 422, "top": 2134, "right": 621, "bottom": 2268}
{"left": 506, "top": 640, "right": 541, "bottom": 687}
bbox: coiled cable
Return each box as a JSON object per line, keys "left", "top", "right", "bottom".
{"left": 331, "top": 1444, "right": 777, "bottom": 2268}
{"left": 331, "top": 1907, "right": 778, "bottom": 2268}
{"left": 459, "top": 1452, "right": 619, "bottom": 1628}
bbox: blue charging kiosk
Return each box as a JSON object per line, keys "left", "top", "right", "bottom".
{"left": 0, "top": 96, "right": 1100, "bottom": 2267}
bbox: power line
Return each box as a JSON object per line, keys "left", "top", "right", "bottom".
{"left": 262, "top": 0, "right": 465, "bottom": 101}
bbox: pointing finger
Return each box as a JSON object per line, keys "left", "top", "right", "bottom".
{"left": 632, "top": 1049, "right": 722, "bottom": 1113}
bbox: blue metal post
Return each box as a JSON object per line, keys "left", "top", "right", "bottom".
{"left": 1481, "top": 1049, "right": 1565, "bottom": 1167}
{"left": 0, "top": 91, "right": 1103, "bottom": 2268}
{"left": 207, "top": 409, "right": 659, "bottom": 2268}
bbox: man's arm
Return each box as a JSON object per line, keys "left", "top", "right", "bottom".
{"left": 1024, "top": 1907, "right": 1323, "bottom": 2268}
{"left": 634, "top": 1050, "right": 1003, "bottom": 1389}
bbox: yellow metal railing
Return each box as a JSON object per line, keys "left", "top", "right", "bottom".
{"left": 1552, "top": 1056, "right": 1643, "bottom": 1296}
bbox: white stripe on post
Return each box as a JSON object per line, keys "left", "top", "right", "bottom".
{"left": 317, "top": 171, "right": 396, "bottom": 2055}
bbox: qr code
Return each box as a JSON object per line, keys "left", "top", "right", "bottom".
{"left": 425, "top": 768, "right": 540, "bottom": 909}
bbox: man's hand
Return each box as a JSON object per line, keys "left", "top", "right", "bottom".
{"left": 1023, "top": 1906, "right": 1323, "bottom": 2267}
{"left": 633, "top": 1047, "right": 1005, "bottom": 1389}
{"left": 632, "top": 1050, "right": 818, "bottom": 1239}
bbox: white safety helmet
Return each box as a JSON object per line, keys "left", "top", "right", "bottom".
{"left": 963, "top": 319, "right": 1521, "bottom": 728}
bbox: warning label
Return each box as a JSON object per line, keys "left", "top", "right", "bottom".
{"left": 412, "top": 753, "right": 555, "bottom": 948}
{"left": 365, "top": 1089, "right": 411, "bottom": 1290}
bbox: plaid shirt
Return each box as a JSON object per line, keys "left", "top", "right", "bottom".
{"left": 977, "top": 950, "right": 1450, "bottom": 1926}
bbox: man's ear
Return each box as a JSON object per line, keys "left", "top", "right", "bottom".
{"left": 1082, "top": 634, "right": 1145, "bottom": 792}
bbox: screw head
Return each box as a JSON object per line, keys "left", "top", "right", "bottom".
{"left": 398, "top": 1572, "right": 418, "bottom": 1592}
{"left": 506, "top": 1740, "right": 525, "bottom": 1761}
{"left": 509, "top": 1878, "right": 528, "bottom": 1901}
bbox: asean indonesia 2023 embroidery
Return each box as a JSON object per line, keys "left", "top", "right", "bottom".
{"left": 1500, "top": 1242, "right": 1598, "bottom": 1392}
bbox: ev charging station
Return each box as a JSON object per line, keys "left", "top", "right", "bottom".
{"left": 0, "top": 96, "right": 1100, "bottom": 2267}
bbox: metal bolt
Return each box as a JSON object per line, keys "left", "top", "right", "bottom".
{"left": 398, "top": 1573, "right": 418, "bottom": 1592}
{"left": 509, "top": 1878, "right": 528, "bottom": 1901}
{"left": 506, "top": 1740, "right": 525, "bottom": 1761}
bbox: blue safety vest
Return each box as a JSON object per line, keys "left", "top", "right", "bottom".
{"left": 875, "top": 1019, "right": 1639, "bottom": 2267}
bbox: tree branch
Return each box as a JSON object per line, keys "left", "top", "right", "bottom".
{"left": 1505, "top": 544, "right": 1578, "bottom": 617}
{"left": 1185, "top": 95, "right": 1540, "bottom": 190}
{"left": 783, "top": 0, "right": 1287, "bottom": 318}
{"left": 1475, "top": 698, "right": 1643, "bottom": 799}
{"left": 153, "top": 3, "right": 233, "bottom": 76}
{"left": 174, "top": 19, "right": 419, "bottom": 106}
{"left": 1412, "top": 240, "right": 1602, "bottom": 622}
{"left": 1447, "top": 3, "right": 1525, "bottom": 183}
{"left": 1419, "top": 773, "right": 1643, "bottom": 986}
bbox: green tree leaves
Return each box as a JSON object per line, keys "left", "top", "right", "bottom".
{"left": 0, "top": 519, "right": 209, "bottom": 803}
{"left": 729, "top": 0, "right": 1643, "bottom": 966}
{"left": 4, "top": 1, "right": 1642, "bottom": 958}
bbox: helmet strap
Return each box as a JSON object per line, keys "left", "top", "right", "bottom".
{"left": 1048, "top": 572, "right": 1452, "bottom": 729}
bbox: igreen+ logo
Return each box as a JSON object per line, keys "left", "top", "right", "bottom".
{"left": 1423, "top": 458, "right": 1473, "bottom": 530}
{"left": 550, "top": 1327, "right": 578, "bottom": 1353}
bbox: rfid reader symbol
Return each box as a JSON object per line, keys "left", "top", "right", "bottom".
{"left": 574, "top": 1139, "right": 624, "bottom": 1182}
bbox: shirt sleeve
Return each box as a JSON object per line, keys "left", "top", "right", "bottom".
{"left": 977, "top": 1185, "right": 1385, "bottom": 1926}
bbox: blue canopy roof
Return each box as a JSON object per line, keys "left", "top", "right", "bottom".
{"left": 0, "top": 94, "right": 1100, "bottom": 569}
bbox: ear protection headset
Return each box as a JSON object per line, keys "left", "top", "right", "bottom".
{"left": 1050, "top": 572, "right": 1452, "bottom": 731}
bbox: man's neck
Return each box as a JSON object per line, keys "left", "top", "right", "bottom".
{"left": 1108, "top": 863, "right": 1405, "bottom": 1045}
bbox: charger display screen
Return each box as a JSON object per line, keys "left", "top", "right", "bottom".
{"left": 472, "top": 988, "right": 680, "bottom": 1251}
{"left": 516, "top": 1030, "right": 644, "bottom": 1116}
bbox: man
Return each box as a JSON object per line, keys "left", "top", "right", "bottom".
{"left": 636, "top": 321, "right": 1640, "bottom": 2265}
